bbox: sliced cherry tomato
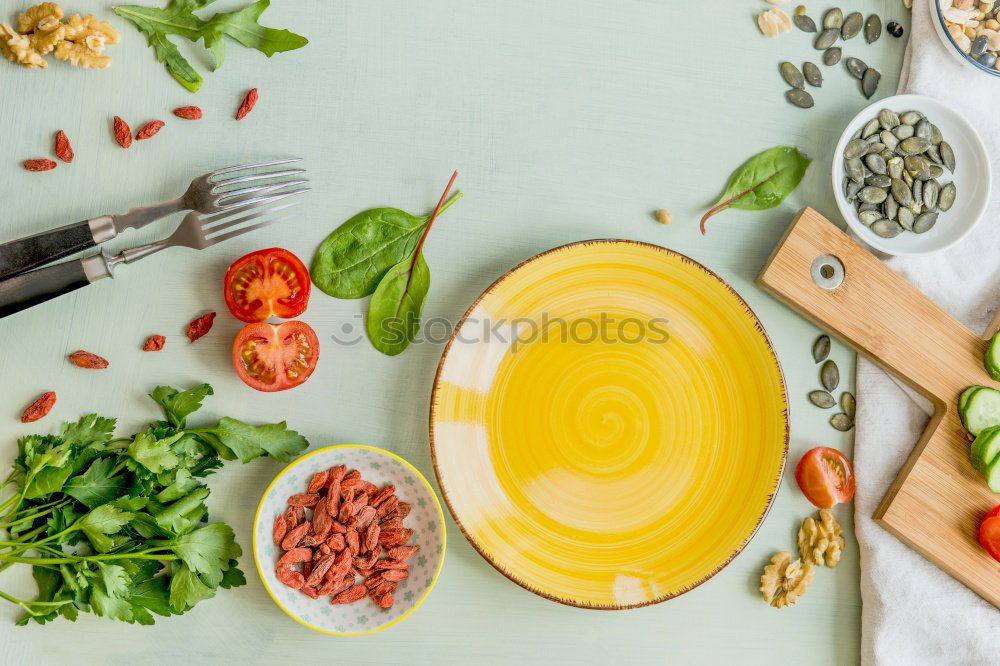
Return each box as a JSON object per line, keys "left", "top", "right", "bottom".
{"left": 980, "top": 511, "right": 1000, "bottom": 563}
{"left": 224, "top": 248, "right": 310, "bottom": 323}
{"left": 232, "top": 321, "right": 319, "bottom": 392}
{"left": 794, "top": 446, "right": 856, "bottom": 509}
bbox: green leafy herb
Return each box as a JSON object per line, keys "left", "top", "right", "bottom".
{"left": 114, "top": 0, "right": 307, "bottom": 92}
{"left": 0, "top": 383, "right": 309, "bottom": 625}
{"left": 311, "top": 191, "right": 463, "bottom": 299}
{"left": 699, "top": 146, "right": 811, "bottom": 234}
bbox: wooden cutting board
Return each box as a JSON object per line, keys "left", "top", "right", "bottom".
{"left": 757, "top": 207, "right": 1000, "bottom": 608}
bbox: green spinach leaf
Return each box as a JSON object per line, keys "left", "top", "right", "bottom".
{"left": 700, "top": 146, "right": 811, "bottom": 233}
{"left": 311, "top": 192, "right": 462, "bottom": 299}
{"left": 367, "top": 252, "right": 431, "bottom": 356}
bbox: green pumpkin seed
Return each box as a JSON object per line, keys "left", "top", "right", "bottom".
{"left": 823, "top": 47, "right": 842, "bottom": 65}
{"left": 890, "top": 178, "right": 911, "bottom": 206}
{"left": 865, "top": 174, "right": 891, "bottom": 188}
{"left": 845, "top": 57, "right": 867, "bottom": 79}
{"left": 821, "top": 360, "right": 840, "bottom": 391}
{"left": 845, "top": 157, "right": 865, "bottom": 183}
{"left": 930, "top": 123, "right": 943, "bottom": 145}
{"left": 900, "top": 110, "right": 923, "bottom": 125}
{"left": 900, "top": 136, "right": 931, "bottom": 155}
{"left": 841, "top": 391, "right": 856, "bottom": 417}
{"left": 864, "top": 14, "right": 882, "bottom": 43}
{"left": 915, "top": 119, "right": 933, "bottom": 139}
{"left": 861, "top": 118, "right": 880, "bottom": 138}
{"left": 803, "top": 61, "right": 823, "bottom": 87}
{"left": 864, "top": 153, "right": 887, "bottom": 175}
{"left": 878, "top": 109, "right": 899, "bottom": 130}
{"left": 879, "top": 130, "right": 899, "bottom": 152}
{"left": 841, "top": 11, "right": 863, "bottom": 39}
{"left": 858, "top": 186, "right": 887, "bottom": 204}
{"left": 845, "top": 178, "right": 861, "bottom": 200}
{"left": 894, "top": 124, "right": 914, "bottom": 139}
{"left": 898, "top": 207, "right": 914, "bottom": 230}
{"left": 815, "top": 28, "right": 840, "bottom": 49}
{"left": 939, "top": 141, "right": 956, "bottom": 172}
{"left": 859, "top": 209, "right": 882, "bottom": 225}
{"left": 904, "top": 155, "right": 931, "bottom": 180}
{"left": 938, "top": 182, "right": 956, "bottom": 211}
{"left": 923, "top": 179, "right": 939, "bottom": 209}
{"left": 786, "top": 88, "right": 815, "bottom": 109}
{"left": 844, "top": 138, "right": 869, "bottom": 160}
{"left": 830, "top": 413, "right": 854, "bottom": 431}
{"left": 862, "top": 68, "right": 881, "bottom": 98}
{"left": 809, "top": 390, "right": 837, "bottom": 409}
{"left": 813, "top": 334, "right": 831, "bottom": 363}
{"left": 780, "top": 62, "right": 805, "bottom": 89}
{"left": 823, "top": 7, "right": 844, "bottom": 29}
{"left": 913, "top": 179, "right": 923, "bottom": 206}
{"left": 887, "top": 156, "right": 904, "bottom": 180}
{"left": 871, "top": 218, "right": 903, "bottom": 238}
{"left": 912, "top": 212, "right": 938, "bottom": 234}
{"left": 795, "top": 12, "right": 818, "bottom": 32}
{"left": 884, "top": 195, "right": 898, "bottom": 221}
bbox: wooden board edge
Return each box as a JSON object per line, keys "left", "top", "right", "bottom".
{"left": 871, "top": 409, "right": 947, "bottom": 520}
{"left": 755, "top": 206, "right": 814, "bottom": 282}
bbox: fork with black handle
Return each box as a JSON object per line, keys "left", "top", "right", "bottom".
{"left": 0, "top": 158, "right": 307, "bottom": 280}
{"left": 0, "top": 193, "right": 306, "bottom": 320}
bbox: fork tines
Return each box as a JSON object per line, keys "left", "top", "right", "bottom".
{"left": 209, "top": 157, "right": 308, "bottom": 209}
{"left": 200, "top": 200, "right": 300, "bottom": 245}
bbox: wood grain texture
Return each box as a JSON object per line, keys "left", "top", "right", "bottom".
{"left": 758, "top": 207, "right": 1000, "bottom": 608}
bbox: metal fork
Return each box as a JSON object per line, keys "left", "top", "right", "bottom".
{"left": 0, "top": 195, "right": 305, "bottom": 320}
{"left": 0, "top": 158, "right": 307, "bottom": 280}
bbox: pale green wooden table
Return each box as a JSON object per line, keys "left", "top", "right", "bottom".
{"left": 0, "top": 1, "right": 910, "bottom": 663}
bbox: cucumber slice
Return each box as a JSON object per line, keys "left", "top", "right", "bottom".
{"left": 961, "top": 387, "right": 1000, "bottom": 435}
{"left": 971, "top": 426, "right": 1000, "bottom": 473}
{"left": 985, "top": 455, "right": 1000, "bottom": 493}
{"left": 960, "top": 386, "right": 987, "bottom": 415}
{"left": 987, "top": 331, "right": 1000, "bottom": 381}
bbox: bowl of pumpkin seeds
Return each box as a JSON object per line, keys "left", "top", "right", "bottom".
{"left": 833, "top": 93, "right": 990, "bottom": 256}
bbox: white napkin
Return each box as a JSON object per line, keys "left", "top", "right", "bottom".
{"left": 856, "top": 2, "right": 1000, "bottom": 664}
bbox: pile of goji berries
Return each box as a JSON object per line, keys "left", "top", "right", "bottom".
{"left": 273, "top": 464, "right": 417, "bottom": 610}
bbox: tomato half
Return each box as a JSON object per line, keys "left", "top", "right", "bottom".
{"left": 794, "top": 446, "right": 856, "bottom": 509}
{"left": 981, "top": 505, "right": 1000, "bottom": 563}
{"left": 232, "top": 321, "right": 319, "bottom": 392}
{"left": 224, "top": 248, "right": 310, "bottom": 322}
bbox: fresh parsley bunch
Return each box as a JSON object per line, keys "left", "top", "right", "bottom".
{"left": 0, "top": 383, "right": 309, "bottom": 625}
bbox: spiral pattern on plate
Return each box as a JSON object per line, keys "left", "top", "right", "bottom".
{"left": 430, "top": 240, "right": 788, "bottom": 608}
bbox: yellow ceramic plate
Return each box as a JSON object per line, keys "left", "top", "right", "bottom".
{"left": 430, "top": 240, "right": 787, "bottom": 608}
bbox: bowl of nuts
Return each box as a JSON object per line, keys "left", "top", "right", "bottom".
{"left": 253, "top": 444, "right": 446, "bottom": 635}
{"left": 931, "top": 0, "right": 1000, "bottom": 76}
{"left": 833, "top": 93, "right": 990, "bottom": 256}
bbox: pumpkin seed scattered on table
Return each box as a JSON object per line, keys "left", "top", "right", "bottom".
{"left": 809, "top": 390, "right": 837, "bottom": 409}
{"left": 861, "top": 67, "right": 881, "bottom": 98}
{"left": 830, "top": 413, "right": 854, "bottom": 432}
{"left": 823, "top": 47, "right": 842, "bottom": 65}
{"left": 840, "top": 391, "right": 856, "bottom": 418}
{"left": 823, "top": 7, "right": 843, "bottom": 29}
{"left": 821, "top": 360, "right": 840, "bottom": 392}
{"left": 845, "top": 57, "right": 868, "bottom": 80}
{"left": 786, "top": 88, "right": 814, "bottom": 108}
{"left": 864, "top": 14, "right": 882, "bottom": 43}
{"left": 841, "top": 11, "right": 863, "bottom": 40}
{"left": 815, "top": 27, "right": 839, "bottom": 49}
{"left": 780, "top": 62, "right": 805, "bottom": 89}
{"left": 842, "top": 108, "right": 959, "bottom": 239}
{"left": 803, "top": 61, "right": 822, "bottom": 87}
{"left": 794, "top": 6, "right": 817, "bottom": 33}
{"left": 813, "top": 334, "right": 831, "bottom": 362}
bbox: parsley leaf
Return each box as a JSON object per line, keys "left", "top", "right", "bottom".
{"left": 170, "top": 523, "right": 241, "bottom": 584}
{"left": 192, "top": 417, "right": 308, "bottom": 463}
{"left": 127, "top": 432, "right": 181, "bottom": 474}
{"left": 63, "top": 458, "right": 127, "bottom": 508}
{"left": 168, "top": 564, "right": 215, "bottom": 612}
{"left": 149, "top": 384, "right": 214, "bottom": 428}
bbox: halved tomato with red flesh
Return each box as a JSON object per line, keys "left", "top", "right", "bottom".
{"left": 232, "top": 321, "right": 319, "bottom": 392}
{"left": 981, "top": 505, "right": 1000, "bottom": 563}
{"left": 224, "top": 248, "right": 310, "bottom": 322}
{"left": 794, "top": 446, "right": 856, "bottom": 509}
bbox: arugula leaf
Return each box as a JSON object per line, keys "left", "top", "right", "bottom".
{"left": 168, "top": 563, "right": 215, "bottom": 612}
{"left": 170, "top": 523, "right": 241, "bottom": 584}
{"left": 149, "top": 384, "right": 214, "bottom": 428}
{"left": 64, "top": 458, "right": 127, "bottom": 508}
{"left": 128, "top": 432, "right": 181, "bottom": 474}
{"left": 200, "top": 0, "right": 307, "bottom": 62}
{"left": 193, "top": 417, "right": 308, "bottom": 463}
{"left": 311, "top": 192, "right": 462, "bottom": 299}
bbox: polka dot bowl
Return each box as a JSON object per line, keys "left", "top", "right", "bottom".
{"left": 252, "top": 445, "right": 446, "bottom": 635}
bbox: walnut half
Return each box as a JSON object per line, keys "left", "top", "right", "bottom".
{"left": 760, "top": 551, "right": 815, "bottom": 608}
{"left": 798, "top": 509, "right": 845, "bottom": 568}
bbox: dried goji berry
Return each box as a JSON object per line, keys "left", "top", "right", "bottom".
{"left": 369, "top": 485, "right": 395, "bottom": 507}
{"left": 363, "top": 522, "right": 380, "bottom": 553}
{"left": 276, "top": 547, "right": 312, "bottom": 568}
{"left": 330, "top": 584, "right": 366, "bottom": 604}
{"left": 54, "top": 130, "right": 74, "bottom": 163}
{"left": 373, "top": 592, "right": 393, "bottom": 609}
{"left": 185, "top": 311, "right": 216, "bottom": 342}
{"left": 396, "top": 502, "right": 411, "bottom": 518}
{"left": 235, "top": 87, "right": 258, "bottom": 120}
{"left": 142, "top": 334, "right": 166, "bottom": 351}
{"left": 287, "top": 492, "right": 320, "bottom": 507}
{"left": 272, "top": 514, "right": 288, "bottom": 546}
{"left": 21, "top": 391, "right": 56, "bottom": 423}
{"left": 68, "top": 350, "right": 109, "bottom": 369}
{"left": 386, "top": 545, "right": 418, "bottom": 560}
{"left": 276, "top": 567, "right": 305, "bottom": 590}
{"left": 172, "top": 105, "right": 202, "bottom": 120}
{"left": 380, "top": 569, "right": 409, "bottom": 582}
{"left": 135, "top": 120, "right": 165, "bottom": 140}
{"left": 280, "top": 522, "right": 311, "bottom": 551}
{"left": 307, "top": 470, "right": 329, "bottom": 493}
{"left": 113, "top": 116, "right": 132, "bottom": 148}
{"left": 345, "top": 529, "right": 360, "bottom": 556}
{"left": 23, "top": 159, "right": 56, "bottom": 172}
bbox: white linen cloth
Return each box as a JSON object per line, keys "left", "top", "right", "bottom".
{"left": 856, "top": 2, "right": 1000, "bottom": 664}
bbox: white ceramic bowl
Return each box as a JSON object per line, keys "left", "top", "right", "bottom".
{"left": 928, "top": 0, "right": 1000, "bottom": 77}
{"left": 832, "top": 93, "right": 990, "bottom": 256}
{"left": 252, "top": 445, "right": 446, "bottom": 635}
